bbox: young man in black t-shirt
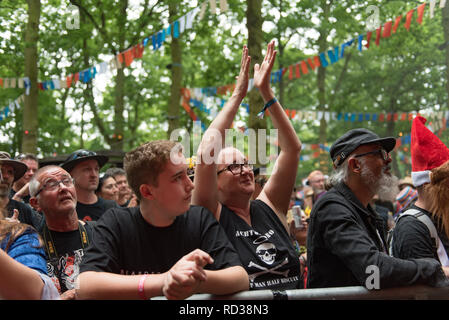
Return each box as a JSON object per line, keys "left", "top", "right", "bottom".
{"left": 29, "top": 165, "right": 95, "bottom": 300}
{"left": 77, "top": 140, "right": 248, "bottom": 300}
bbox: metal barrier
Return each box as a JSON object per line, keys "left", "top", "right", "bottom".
{"left": 154, "top": 285, "right": 449, "bottom": 300}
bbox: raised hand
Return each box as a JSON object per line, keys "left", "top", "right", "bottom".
{"left": 232, "top": 45, "right": 251, "bottom": 101}
{"left": 253, "top": 40, "right": 277, "bottom": 96}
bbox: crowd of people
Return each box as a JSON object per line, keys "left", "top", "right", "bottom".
{"left": 1, "top": 42, "right": 449, "bottom": 300}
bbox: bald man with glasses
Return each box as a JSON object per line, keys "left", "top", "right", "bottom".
{"left": 306, "top": 128, "right": 449, "bottom": 289}
{"left": 29, "top": 165, "right": 95, "bottom": 299}
{"left": 193, "top": 42, "right": 303, "bottom": 291}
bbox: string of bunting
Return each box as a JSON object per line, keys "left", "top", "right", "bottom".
{"left": 0, "top": 0, "right": 228, "bottom": 94}
{"left": 183, "top": 0, "right": 446, "bottom": 119}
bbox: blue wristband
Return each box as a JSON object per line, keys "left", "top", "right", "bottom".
{"left": 257, "top": 98, "right": 277, "bottom": 119}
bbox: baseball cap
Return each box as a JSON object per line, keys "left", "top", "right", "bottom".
{"left": 330, "top": 128, "right": 396, "bottom": 168}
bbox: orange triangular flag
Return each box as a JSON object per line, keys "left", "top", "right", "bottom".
{"left": 417, "top": 3, "right": 426, "bottom": 24}
{"left": 405, "top": 9, "right": 415, "bottom": 31}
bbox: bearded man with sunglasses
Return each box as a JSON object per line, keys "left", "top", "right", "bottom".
{"left": 193, "top": 42, "right": 303, "bottom": 290}
{"left": 306, "top": 128, "right": 449, "bottom": 289}
{"left": 29, "top": 165, "right": 95, "bottom": 299}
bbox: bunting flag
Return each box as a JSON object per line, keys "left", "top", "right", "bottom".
{"left": 0, "top": 94, "right": 25, "bottom": 122}
{"left": 183, "top": 83, "right": 449, "bottom": 128}
{"left": 0, "top": 0, "right": 228, "bottom": 94}
{"left": 189, "top": 0, "right": 445, "bottom": 112}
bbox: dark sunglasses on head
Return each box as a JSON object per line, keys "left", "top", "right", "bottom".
{"left": 70, "top": 150, "right": 97, "bottom": 161}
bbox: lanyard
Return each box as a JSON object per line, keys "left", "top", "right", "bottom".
{"left": 43, "top": 221, "right": 89, "bottom": 260}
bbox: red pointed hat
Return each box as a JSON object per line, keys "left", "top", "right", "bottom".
{"left": 411, "top": 116, "right": 449, "bottom": 187}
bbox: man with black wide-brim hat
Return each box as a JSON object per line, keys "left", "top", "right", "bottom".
{"left": 306, "top": 128, "right": 449, "bottom": 289}
{"left": 0, "top": 151, "right": 43, "bottom": 230}
{"left": 60, "top": 149, "right": 117, "bottom": 221}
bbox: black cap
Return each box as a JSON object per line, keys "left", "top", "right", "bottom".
{"left": 60, "top": 149, "right": 109, "bottom": 173}
{"left": 330, "top": 128, "right": 396, "bottom": 168}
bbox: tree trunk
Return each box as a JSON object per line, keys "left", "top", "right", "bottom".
{"left": 442, "top": 2, "right": 449, "bottom": 109}
{"left": 247, "top": 0, "right": 267, "bottom": 166}
{"left": 167, "top": 0, "right": 182, "bottom": 138}
{"left": 112, "top": 0, "right": 128, "bottom": 151}
{"left": 317, "top": 0, "right": 329, "bottom": 174}
{"left": 22, "top": 0, "right": 40, "bottom": 153}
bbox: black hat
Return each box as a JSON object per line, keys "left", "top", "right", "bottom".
{"left": 0, "top": 151, "right": 27, "bottom": 181}
{"left": 60, "top": 149, "right": 109, "bottom": 173}
{"left": 330, "top": 128, "right": 396, "bottom": 168}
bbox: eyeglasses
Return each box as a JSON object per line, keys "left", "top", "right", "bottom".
{"left": 34, "top": 177, "right": 74, "bottom": 196}
{"left": 353, "top": 149, "right": 390, "bottom": 161}
{"left": 217, "top": 163, "right": 254, "bottom": 175}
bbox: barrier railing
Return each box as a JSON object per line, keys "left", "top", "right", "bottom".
{"left": 154, "top": 285, "right": 449, "bottom": 300}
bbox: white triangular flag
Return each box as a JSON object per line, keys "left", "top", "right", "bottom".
{"left": 429, "top": 0, "right": 437, "bottom": 17}
{"left": 52, "top": 79, "right": 60, "bottom": 89}
{"left": 109, "top": 58, "right": 117, "bottom": 71}
{"left": 209, "top": 0, "right": 217, "bottom": 14}
{"left": 99, "top": 61, "right": 108, "bottom": 74}
{"left": 247, "top": 78, "right": 254, "bottom": 92}
{"left": 220, "top": 0, "right": 228, "bottom": 13}
{"left": 199, "top": 2, "right": 207, "bottom": 20}
{"left": 179, "top": 15, "right": 186, "bottom": 34}
{"left": 10, "top": 78, "right": 16, "bottom": 88}
{"left": 441, "top": 0, "right": 447, "bottom": 8}
{"left": 186, "top": 7, "right": 200, "bottom": 30}
{"left": 18, "top": 78, "right": 24, "bottom": 88}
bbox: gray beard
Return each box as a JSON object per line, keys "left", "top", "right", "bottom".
{"left": 360, "top": 164, "right": 398, "bottom": 199}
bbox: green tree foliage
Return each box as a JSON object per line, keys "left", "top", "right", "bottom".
{"left": 0, "top": 0, "right": 447, "bottom": 182}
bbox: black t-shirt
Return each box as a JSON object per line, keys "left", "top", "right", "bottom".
{"left": 76, "top": 197, "right": 118, "bottom": 222}
{"left": 40, "top": 222, "right": 95, "bottom": 294}
{"left": 7, "top": 199, "right": 44, "bottom": 232}
{"left": 80, "top": 206, "right": 242, "bottom": 276}
{"left": 219, "top": 200, "right": 302, "bottom": 290}
{"left": 392, "top": 204, "right": 449, "bottom": 261}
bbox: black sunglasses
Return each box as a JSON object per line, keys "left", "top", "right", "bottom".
{"left": 217, "top": 163, "right": 254, "bottom": 175}
{"left": 353, "top": 149, "right": 390, "bottom": 161}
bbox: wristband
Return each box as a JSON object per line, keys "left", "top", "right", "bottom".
{"left": 257, "top": 98, "right": 277, "bottom": 119}
{"left": 138, "top": 274, "right": 148, "bottom": 300}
